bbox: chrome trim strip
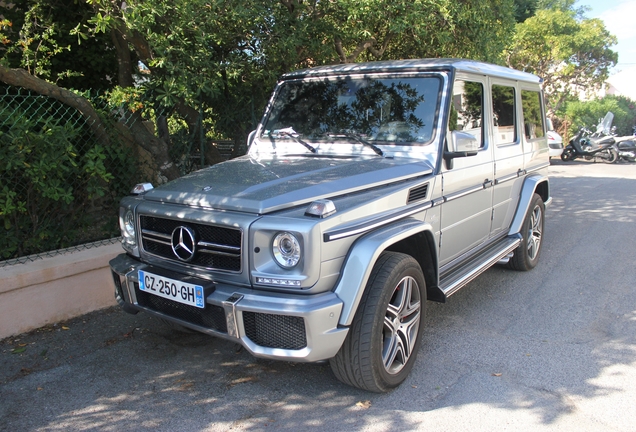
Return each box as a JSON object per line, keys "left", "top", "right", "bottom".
{"left": 198, "top": 241, "right": 241, "bottom": 252}
{"left": 142, "top": 237, "right": 171, "bottom": 247}
{"left": 495, "top": 172, "right": 518, "bottom": 185}
{"left": 324, "top": 200, "right": 432, "bottom": 242}
{"left": 432, "top": 197, "right": 445, "bottom": 207}
{"left": 444, "top": 184, "right": 484, "bottom": 203}
{"left": 526, "top": 163, "right": 549, "bottom": 173}
{"left": 142, "top": 229, "right": 171, "bottom": 240}
{"left": 198, "top": 249, "right": 241, "bottom": 258}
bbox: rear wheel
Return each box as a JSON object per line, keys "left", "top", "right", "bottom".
{"left": 600, "top": 148, "right": 618, "bottom": 164}
{"left": 330, "top": 252, "right": 426, "bottom": 393}
{"left": 509, "top": 193, "right": 544, "bottom": 271}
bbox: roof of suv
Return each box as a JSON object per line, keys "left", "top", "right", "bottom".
{"left": 282, "top": 58, "right": 542, "bottom": 84}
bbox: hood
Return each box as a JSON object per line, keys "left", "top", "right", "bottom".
{"left": 142, "top": 155, "right": 433, "bottom": 214}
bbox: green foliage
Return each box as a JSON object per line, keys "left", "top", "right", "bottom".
{"left": 0, "top": 89, "right": 135, "bottom": 259}
{"left": 561, "top": 95, "right": 636, "bottom": 138}
{"left": 0, "top": 0, "right": 118, "bottom": 90}
{"left": 82, "top": 0, "right": 517, "bottom": 145}
{"left": 506, "top": 8, "right": 617, "bottom": 115}
{"left": 514, "top": 0, "right": 538, "bottom": 22}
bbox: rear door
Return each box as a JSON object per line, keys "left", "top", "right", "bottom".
{"left": 490, "top": 79, "right": 525, "bottom": 238}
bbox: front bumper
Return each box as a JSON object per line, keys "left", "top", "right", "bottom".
{"left": 110, "top": 253, "right": 348, "bottom": 362}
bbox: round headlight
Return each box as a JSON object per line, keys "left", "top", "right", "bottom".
{"left": 124, "top": 210, "right": 135, "bottom": 237}
{"left": 272, "top": 232, "right": 301, "bottom": 268}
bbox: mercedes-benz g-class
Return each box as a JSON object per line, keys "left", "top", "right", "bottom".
{"left": 110, "top": 59, "right": 551, "bottom": 392}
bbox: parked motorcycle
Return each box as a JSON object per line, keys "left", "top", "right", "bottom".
{"left": 560, "top": 112, "right": 618, "bottom": 163}
{"left": 614, "top": 136, "right": 636, "bottom": 162}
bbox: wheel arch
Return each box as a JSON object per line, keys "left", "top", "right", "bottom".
{"left": 508, "top": 174, "right": 550, "bottom": 236}
{"left": 333, "top": 218, "right": 436, "bottom": 326}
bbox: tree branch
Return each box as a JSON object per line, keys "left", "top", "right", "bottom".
{"left": 0, "top": 65, "right": 111, "bottom": 147}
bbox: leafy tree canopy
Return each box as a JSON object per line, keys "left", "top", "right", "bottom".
{"left": 505, "top": 8, "right": 617, "bottom": 116}
{"left": 0, "top": 0, "right": 118, "bottom": 90}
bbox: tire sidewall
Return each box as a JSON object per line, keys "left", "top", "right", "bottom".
{"left": 366, "top": 255, "right": 426, "bottom": 390}
{"left": 520, "top": 194, "right": 545, "bottom": 269}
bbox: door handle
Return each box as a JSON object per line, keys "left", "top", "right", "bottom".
{"left": 483, "top": 179, "right": 493, "bottom": 188}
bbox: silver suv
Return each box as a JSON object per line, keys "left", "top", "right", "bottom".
{"left": 110, "top": 59, "right": 551, "bottom": 392}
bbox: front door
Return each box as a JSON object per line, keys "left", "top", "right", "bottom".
{"left": 439, "top": 75, "right": 494, "bottom": 266}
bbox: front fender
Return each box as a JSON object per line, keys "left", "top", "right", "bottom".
{"left": 333, "top": 218, "right": 433, "bottom": 326}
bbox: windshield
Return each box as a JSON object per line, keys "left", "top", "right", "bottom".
{"left": 597, "top": 112, "right": 614, "bottom": 135}
{"left": 261, "top": 75, "right": 442, "bottom": 146}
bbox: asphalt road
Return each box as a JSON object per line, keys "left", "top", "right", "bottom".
{"left": 2, "top": 159, "right": 636, "bottom": 431}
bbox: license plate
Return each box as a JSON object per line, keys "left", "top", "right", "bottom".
{"left": 138, "top": 270, "right": 205, "bottom": 308}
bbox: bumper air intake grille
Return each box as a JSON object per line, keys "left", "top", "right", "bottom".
{"left": 135, "top": 284, "right": 227, "bottom": 333}
{"left": 139, "top": 215, "right": 242, "bottom": 272}
{"left": 243, "top": 312, "right": 307, "bottom": 350}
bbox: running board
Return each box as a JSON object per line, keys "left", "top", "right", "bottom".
{"left": 434, "top": 237, "right": 521, "bottom": 302}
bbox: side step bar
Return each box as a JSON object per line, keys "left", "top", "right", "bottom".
{"left": 434, "top": 236, "right": 521, "bottom": 302}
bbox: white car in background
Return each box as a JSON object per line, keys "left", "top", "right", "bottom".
{"left": 547, "top": 118, "right": 563, "bottom": 159}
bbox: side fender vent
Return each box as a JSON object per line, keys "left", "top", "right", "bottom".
{"left": 407, "top": 183, "right": 429, "bottom": 204}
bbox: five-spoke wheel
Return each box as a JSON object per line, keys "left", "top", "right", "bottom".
{"left": 330, "top": 252, "right": 426, "bottom": 392}
{"left": 509, "top": 193, "right": 545, "bottom": 271}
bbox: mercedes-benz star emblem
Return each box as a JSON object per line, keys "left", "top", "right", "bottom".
{"left": 171, "top": 226, "right": 197, "bottom": 262}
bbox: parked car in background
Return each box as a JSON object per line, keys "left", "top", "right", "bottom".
{"left": 547, "top": 118, "right": 563, "bottom": 159}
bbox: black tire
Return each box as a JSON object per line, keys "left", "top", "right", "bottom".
{"left": 330, "top": 252, "right": 426, "bottom": 393}
{"left": 509, "top": 193, "right": 544, "bottom": 271}
{"left": 600, "top": 148, "right": 618, "bottom": 164}
{"left": 560, "top": 148, "right": 575, "bottom": 162}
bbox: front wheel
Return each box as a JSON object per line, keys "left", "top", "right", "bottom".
{"left": 561, "top": 148, "right": 575, "bottom": 161}
{"left": 330, "top": 252, "right": 426, "bottom": 393}
{"left": 509, "top": 193, "right": 545, "bottom": 271}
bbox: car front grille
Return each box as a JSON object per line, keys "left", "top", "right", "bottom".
{"left": 134, "top": 283, "right": 227, "bottom": 333}
{"left": 139, "top": 215, "right": 242, "bottom": 272}
{"left": 243, "top": 312, "right": 307, "bottom": 350}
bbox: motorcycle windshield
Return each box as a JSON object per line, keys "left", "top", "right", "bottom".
{"left": 597, "top": 112, "right": 614, "bottom": 135}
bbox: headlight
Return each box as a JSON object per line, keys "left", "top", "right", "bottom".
{"left": 124, "top": 210, "right": 135, "bottom": 237}
{"left": 119, "top": 208, "right": 136, "bottom": 247}
{"left": 272, "top": 232, "right": 301, "bottom": 268}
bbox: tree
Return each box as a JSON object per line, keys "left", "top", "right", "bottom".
{"left": 2, "top": 0, "right": 520, "bottom": 183}
{"left": 0, "top": 0, "right": 118, "bottom": 90}
{"left": 505, "top": 8, "right": 617, "bottom": 116}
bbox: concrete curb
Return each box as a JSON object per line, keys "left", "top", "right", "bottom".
{"left": 0, "top": 243, "right": 122, "bottom": 339}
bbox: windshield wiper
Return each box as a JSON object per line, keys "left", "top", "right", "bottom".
{"left": 276, "top": 131, "right": 317, "bottom": 153}
{"left": 326, "top": 132, "right": 384, "bottom": 156}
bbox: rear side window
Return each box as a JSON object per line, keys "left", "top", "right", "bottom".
{"left": 492, "top": 84, "right": 516, "bottom": 145}
{"left": 521, "top": 90, "right": 545, "bottom": 140}
{"left": 449, "top": 80, "right": 483, "bottom": 147}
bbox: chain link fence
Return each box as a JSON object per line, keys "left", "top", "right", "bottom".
{"left": 0, "top": 85, "right": 241, "bottom": 266}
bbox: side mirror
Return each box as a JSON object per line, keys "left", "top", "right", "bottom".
{"left": 444, "top": 131, "right": 479, "bottom": 169}
{"left": 447, "top": 130, "right": 479, "bottom": 154}
{"left": 247, "top": 130, "right": 256, "bottom": 149}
